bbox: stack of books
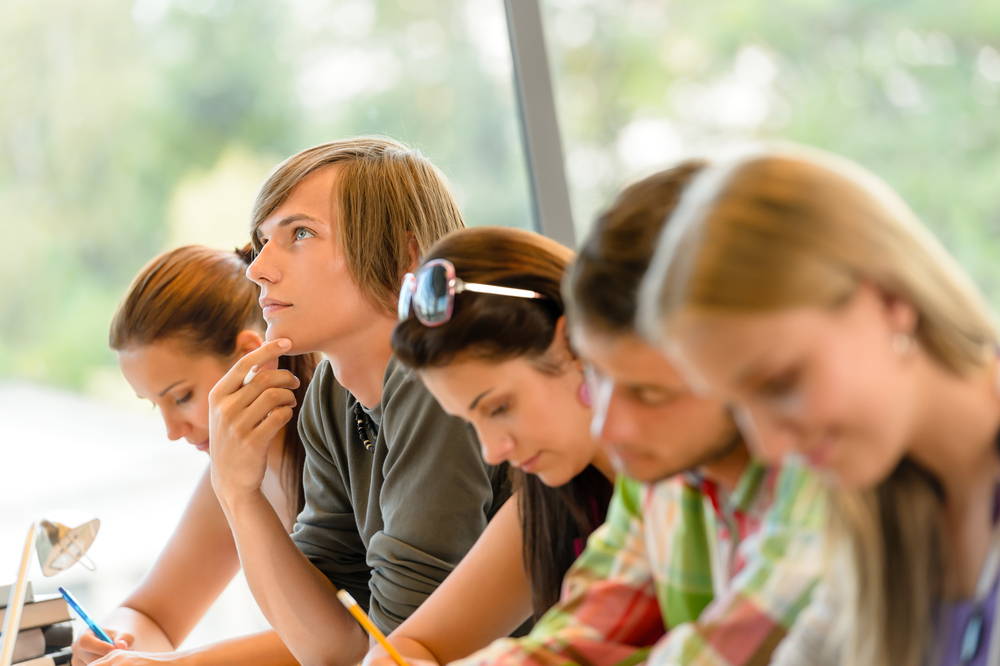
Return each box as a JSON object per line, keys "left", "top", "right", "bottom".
{"left": 1, "top": 582, "right": 73, "bottom": 665}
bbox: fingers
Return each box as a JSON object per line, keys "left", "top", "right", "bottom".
{"left": 212, "top": 338, "right": 291, "bottom": 398}
{"left": 254, "top": 405, "right": 295, "bottom": 441}
{"left": 115, "top": 632, "right": 134, "bottom": 649}
{"left": 229, "top": 368, "right": 300, "bottom": 411}
{"left": 233, "top": 387, "right": 297, "bottom": 435}
{"left": 74, "top": 632, "right": 116, "bottom": 661}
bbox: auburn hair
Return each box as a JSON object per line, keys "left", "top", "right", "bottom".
{"left": 110, "top": 244, "right": 317, "bottom": 513}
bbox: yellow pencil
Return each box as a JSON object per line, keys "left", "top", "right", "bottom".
{"left": 336, "top": 589, "right": 411, "bottom": 666}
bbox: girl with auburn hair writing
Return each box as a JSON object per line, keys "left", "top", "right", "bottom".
{"left": 640, "top": 146, "right": 1000, "bottom": 665}
{"left": 73, "top": 244, "right": 316, "bottom": 666}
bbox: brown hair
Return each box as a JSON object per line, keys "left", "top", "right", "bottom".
{"left": 251, "top": 137, "right": 465, "bottom": 313}
{"left": 392, "top": 227, "right": 613, "bottom": 619}
{"left": 564, "top": 160, "right": 707, "bottom": 334}
{"left": 109, "top": 244, "right": 318, "bottom": 513}
{"left": 640, "top": 147, "right": 998, "bottom": 666}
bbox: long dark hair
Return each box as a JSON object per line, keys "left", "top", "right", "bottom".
{"left": 109, "top": 244, "right": 317, "bottom": 513}
{"left": 392, "top": 227, "right": 613, "bottom": 619}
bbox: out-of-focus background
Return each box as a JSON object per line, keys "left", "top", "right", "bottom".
{"left": 3, "top": 0, "right": 999, "bottom": 648}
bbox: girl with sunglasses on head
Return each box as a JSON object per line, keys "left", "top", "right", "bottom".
{"left": 364, "top": 226, "right": 615, "bottom": 665}
{"left": 639, "top": 146, "right": 1000, "bottom": 666}
{"left": 73, "top": 245, "right": 316, "bottom": 666}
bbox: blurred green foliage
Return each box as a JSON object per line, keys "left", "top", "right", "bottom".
{"left": 3, "top": 0, "right": 999, "bottom": 392}
{"left": 1, "top": 0, "right": 530, "bottom": 389}
{"left": 545, "top": 0, "right": 1000, "bottom": 303}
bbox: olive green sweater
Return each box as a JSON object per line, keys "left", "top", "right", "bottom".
{"left": 292, "top": 358, "right": 509, "bottom": 633}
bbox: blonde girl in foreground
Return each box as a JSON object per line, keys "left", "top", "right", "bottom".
{"left": 639, "top": 146, "right": 1000, "bottom": 665}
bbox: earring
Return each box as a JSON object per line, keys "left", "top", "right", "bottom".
{"left": 577, "top": 381, "right": 592, "bottom": 407}
{"left": 892, "top": 332, "right": 914, "bottom": 356}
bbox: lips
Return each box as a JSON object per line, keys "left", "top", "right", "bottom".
{"left": 514, "top": 452, "right": 543, "bottom": 473}
{"left": 259, "top": 297, "right": 292, "bottom": 317}
{"left": 190, "top": 440, "right": 210, "bottom": 453}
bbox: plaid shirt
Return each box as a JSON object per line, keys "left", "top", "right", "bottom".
{"left": 452, "top": 459, "right": 827, "bottom": 666}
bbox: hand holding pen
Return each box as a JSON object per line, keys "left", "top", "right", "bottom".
{"left": 60, "top": 586, "right": 133, "bottom": 663}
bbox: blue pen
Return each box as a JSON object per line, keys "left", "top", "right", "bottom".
{"left": 57, "top": 586, "right": 114, "bottom": 645}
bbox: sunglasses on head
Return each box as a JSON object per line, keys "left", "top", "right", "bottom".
{"left": 398, "top": 258, "right": 545, "bottom": 327}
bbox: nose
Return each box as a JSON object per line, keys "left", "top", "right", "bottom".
{"left": 479, "top": 429, "right": 516, "bottom": 466}
{"left": 733, "top": 405, "right": 802, "bottom": 464}
{"left": 161, "top": 409, "right": 189, "bottom": 443}
{"left": 246, "top": 242, "right": 279, "bottom": 285}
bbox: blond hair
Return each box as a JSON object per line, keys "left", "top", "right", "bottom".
{"left": 639, "top": 145, "right": 997, "bottom": 666}
{"left": 251, "top": 137, "right": 465, "bottom": 313}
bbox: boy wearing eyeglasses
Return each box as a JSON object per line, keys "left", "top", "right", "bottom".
{"left": 206, "top": 138, "right": 510, "bottom": 666}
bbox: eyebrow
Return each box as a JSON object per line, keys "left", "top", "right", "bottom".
{"left": 157, "top": 380, "right": 184, "bottom": 397}
{"left": 468, "top": 388, "right": 494, "bottom": 412}
{"left": 258, "top": 214, "right": 322, "bottom": 241}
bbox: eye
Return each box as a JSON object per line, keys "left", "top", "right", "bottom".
{"left": 293, "top": 226, "right": 315, "bottom": 241}
{"left": 488, "top": 402, "right": 510, "bottom": 418}
{"left": 174, "top": 391, "right": 193, "bottom": 406}
{"left": 757, "top": 369, "right": 800, "bottom": 399}
{"left": 629, "top": 385, "right": 681, "bottom": 406}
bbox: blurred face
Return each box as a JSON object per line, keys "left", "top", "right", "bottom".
{"left": 571, "top": 327, "right": 739, "bottom": 484}
{"left": 117, "top": 338, "right": 232, "bottom": 453}
{"left": 666, "top": 284, "right": 920, "bottom": 489}
{"left": 247, "top": 166, "right": 378, "bottom": 355}
{"left": 420, "top": 353, "right": 597, "bottom": 487}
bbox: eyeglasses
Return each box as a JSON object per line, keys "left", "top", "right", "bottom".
{"left": 398, "top": 258, "right": 545, "bottom": 327}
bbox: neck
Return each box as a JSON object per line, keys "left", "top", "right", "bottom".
{"left": 907, "top": 355, "right": 1000, "bottom": 508}
{"left": 699, "top": 442, "right": 752, "bottom": 493}
{"left": 591, "top": 447, "right": 616, "bottom": 481}
{"left": 319, "top": 315, "right": 397, "bottom": 408}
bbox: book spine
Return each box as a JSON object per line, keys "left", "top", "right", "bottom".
{"left": 42, "top": 622, "right": 73, "bottom": 651}
{"left": 12, "top": 646, "right": 72, "bottom": 666}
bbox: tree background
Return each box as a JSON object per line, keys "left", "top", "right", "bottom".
{"left": 5, "top": 1, "right": 999, "bottom": 395}
{"left": 1, "top": 0, "right": 531, "bottom": 392}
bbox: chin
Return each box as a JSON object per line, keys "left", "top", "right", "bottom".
{"left": 614, "top": 453, "right": 685, "bottom": 484}
{"left": 829, "top": 459, "right": 891, "bottom": 490}
{"left": 265, "top": 328, "right": 304, "bottom": 354}
{"left": 537, "top": 469, "right": 575, "bottom": 488}
{"left": 621, "top": 465, "right": 677, "bottom": 484}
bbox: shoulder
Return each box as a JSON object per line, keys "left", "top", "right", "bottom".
{"left": 297, "top": 359, "right": 351, "bottom": 457}
{"left": 380, "top": 357, "right": 461, "bottom": 436}
{"left": 300, "top": 360, "right": 347, "bottom": 420}
{"left": 380, "top": 357, "right": 427, "bottom": 409}
{"left": 305, "top": 359, "right": 336, "bottom": 399}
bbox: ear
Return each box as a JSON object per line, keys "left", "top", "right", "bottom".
{"left": 234, "top": 329, "right": 266, "bottom": 357}
{"left": 406, "top": 233, "right": 421, "bottom": 272}
{"left": 873, "top": 284, "right": 918, "bottom": 337}
{"left": 546, "top": 316, "right": 578, "bottom": 369}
